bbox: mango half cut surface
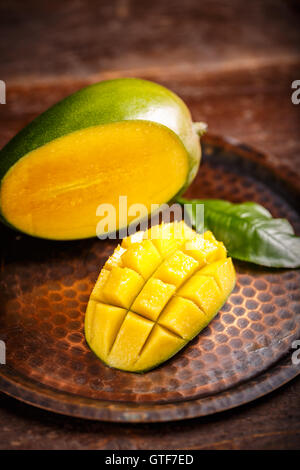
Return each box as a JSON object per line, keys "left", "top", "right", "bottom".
{"left": 0, "top": 78, "right": 202, "bottom": 240}
{"left": 85, "top": 221, "right": 236, "bottom": 372}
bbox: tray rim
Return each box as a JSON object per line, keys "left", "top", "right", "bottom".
{"left": 0, "top": 354, "right": 299, "bottom": 423}
{"left": 0, "top": 133, "right": 299, "bottom": 422}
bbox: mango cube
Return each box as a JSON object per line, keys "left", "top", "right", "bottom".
{"left": 144, "top": 221, "right": 189, "bottom": 257}
{"left": 102, "top": 266, "right": 144, "bottom": 309}
{"left": 134, "top": 325, "right": 186, "bottom": 372}
{"left": 183, "top": 234, "right": 220, "bottom": 265}
{"left": 158, "top": 296, "right": 209, "bottom": 339}
{"left": 89, "top": 303, "right": 127, "bottom": 358}
{"left": 121, "top": 240, "right": 161, "bottom": 279}
{"left": 84, "top": 299, "right": 97, "bottom": 342}
{"left": 203, "top": 231, "right": 227, "bottom": 261}
{"left": 154, "top": 250, "right": 198, "bottom": 287}
{"left": 121, "top": 231, "right": 144, "bottom": 248}
{"left": 90, "top": 268, "right": 110, "bottom": 303}
{"left": 199, "top": 258, "right": 235, "bottom": 296}
{"left": 178, "top": 274, "right": 222, "bottom": 317}
{"left": 103, "top": 245, "right": 126, "bottom": 271}
{"left": 109, "top": 312, "right": 154, "bottom": 369}
{"left": 131, "top": 278, "right": 176, "bottom": 321}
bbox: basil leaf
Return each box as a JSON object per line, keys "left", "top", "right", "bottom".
{"left": 178, "top": 198, "right": 300, "bottom": 268}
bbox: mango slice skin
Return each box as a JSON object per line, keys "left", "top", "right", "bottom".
{"left": 0, "top": 78, "right": 201, "bottom": 240}
{"left": 85, "top": 222, "right": 236, "bottom": 373}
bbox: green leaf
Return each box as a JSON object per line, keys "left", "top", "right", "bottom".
{"left": 177, "top": 198, "right": 300, "bottom": 268}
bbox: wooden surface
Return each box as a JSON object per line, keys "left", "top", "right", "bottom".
{"left": 0, "top": 0, "right": 299, "bottom": 450}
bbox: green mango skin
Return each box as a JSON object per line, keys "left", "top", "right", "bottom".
{"left": 0, "top": 78, "right": 202, "bottom": 232}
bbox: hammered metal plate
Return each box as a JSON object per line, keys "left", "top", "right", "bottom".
{"left": 0, "top": 134, "right": 299, "bottom": 422}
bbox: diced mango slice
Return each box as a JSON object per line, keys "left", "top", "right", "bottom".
{"left": 89, "top": 303, "right": 127, "bottom": 359}
{"left": 85, "top": 222, "right": 236, "bottom": 372}
{"left": 147, "top": 233, "right": 179, "bottom": 258}
{"left": 154, "top": 250, "right": 198, "bottom": 287}
{"left": 134, "top": 325, "right": 186, "bottom": 372}
{"left": 132, "top": 278, "right": 176, "bottom": 321}
{"left": 109, "top": 312, "right": 154, "bottom": 370}
{"left": 158, "top": 296, "right": 209, "bottom": 339}
{"left": 102, "top": 266, "right": 144, "bottom": 309}
{"left": 178, "top": 274, "right": 222, "bottom": 317}
{"left": 103, "top": 245, "right": 126, "bottom": 271}
{"left": 121, "top": 240, "right": 161, "bottom": 279}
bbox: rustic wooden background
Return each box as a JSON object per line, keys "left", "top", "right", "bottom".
{"left": 0, "top": 0, "right": 299, "bottom": 450}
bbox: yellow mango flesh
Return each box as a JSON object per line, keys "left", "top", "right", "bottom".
{"left": 85, "top": 221, "right": 236, "bottom": 372}
{"left": 0, "top": 121, "right": 188, "bottom": 240}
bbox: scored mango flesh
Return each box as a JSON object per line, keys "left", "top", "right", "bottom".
{"left": 85, "top": 221, "right": 236, "bottom": 372}
{"left": 0, "top": 121, "right": 188, "bottom": 240}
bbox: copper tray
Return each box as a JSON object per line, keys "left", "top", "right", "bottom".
{"left": 0, "top": 134, "right": 299, "bottom": 422}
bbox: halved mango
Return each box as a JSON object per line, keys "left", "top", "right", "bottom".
{"left": 0, "top": 78, "right": 203, "bottom": 240}
{"left": 0, "top": 121, "right": 188, "bottom": 239}
{"left": 85, "top": 221, "right": 236, "bottom": 372}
